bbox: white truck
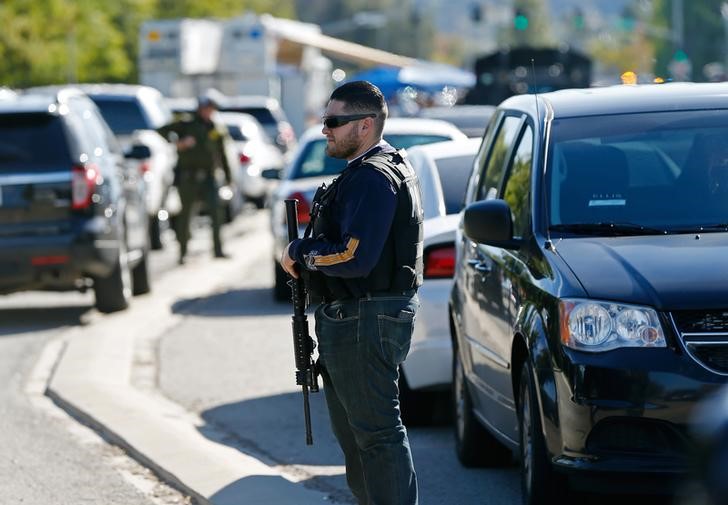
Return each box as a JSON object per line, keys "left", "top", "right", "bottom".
{"left": 138, "top": 14, "right": 333, "bottom": 136}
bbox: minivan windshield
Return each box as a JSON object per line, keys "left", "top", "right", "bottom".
{"left": 546, "top": 110, "right": 728, "bottom": 234}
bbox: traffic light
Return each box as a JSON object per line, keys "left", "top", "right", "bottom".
{"left": 514, "top": 9, "right": 529, "bottom": 30}
{"left": 572, "top": 8, "right": 585, "bottom": 31}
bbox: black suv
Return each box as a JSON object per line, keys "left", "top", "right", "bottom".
{"left": 449, "top": 83, "right": 728, "bottom": 503}
{"left": 0, "top": 88, "right": 151, "bottom": 312}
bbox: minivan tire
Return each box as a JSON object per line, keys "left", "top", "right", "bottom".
{"left": 94, "top": 246, "right": 132, "bottom": 313}
{"left": 518, "top": 362, "right": 570, "bottom": 505}
{"left": 453, "top": 349, "right": 512, "bottom": 467}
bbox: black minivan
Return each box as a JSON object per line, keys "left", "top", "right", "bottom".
{"left": 449, "top": 83, "right": 728, "bottom": 503}
{"left": 0, "top": 88, "right": 150, "bottom": 312}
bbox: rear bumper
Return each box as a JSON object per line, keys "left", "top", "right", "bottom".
{"left": 403, "top": 278, "right": 453, "bottom": 390}
{"left": 0, "top": 230, "right": 120, "bottom": 293}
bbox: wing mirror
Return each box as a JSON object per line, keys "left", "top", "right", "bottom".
{"left": 463, "top": 199, "right": 522, "bottom": 249}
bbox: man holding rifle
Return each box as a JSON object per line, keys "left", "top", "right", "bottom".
{"left": 280, "top": 81, "right": 423, "bottom": 505}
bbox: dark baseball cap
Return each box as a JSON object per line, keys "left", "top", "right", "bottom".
{"left": 198, "top": 88, "right": 224, "bottom": 108}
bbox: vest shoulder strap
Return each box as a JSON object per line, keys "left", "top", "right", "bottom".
{"left": 361, "top": 150, "right": 410, "bottom": 187}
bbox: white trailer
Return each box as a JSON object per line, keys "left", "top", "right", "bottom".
{"left": 138, "top": 14, "right": 332, "bottom": 135}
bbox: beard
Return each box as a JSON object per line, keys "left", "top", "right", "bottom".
{"left": 326, "top": 127, "right": 360, "bottom": 159}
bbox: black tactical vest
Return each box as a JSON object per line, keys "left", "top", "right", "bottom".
{"left": 303, "top": 150, "right": 424, "bottom": 302}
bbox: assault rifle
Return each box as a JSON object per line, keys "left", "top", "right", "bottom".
{"left": 284, "top": 199, "right": 319, "bottom": 445}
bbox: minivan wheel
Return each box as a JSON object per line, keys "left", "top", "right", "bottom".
{"left": 94, "top": 243, "right": 132, "bottom": 313}
{"left": 453, "top": 349, "right": 511, "bottom": 467}
{"left": 518, "top": 362, "right": 569, "bottom": 505}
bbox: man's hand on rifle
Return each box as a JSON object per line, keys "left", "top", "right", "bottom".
{"left": 280, "top": 242, "right": 299, "bottom": 278}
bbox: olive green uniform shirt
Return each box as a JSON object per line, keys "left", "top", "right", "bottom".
{"left": 157, "top": 112, "right": 232, "bottom": 184}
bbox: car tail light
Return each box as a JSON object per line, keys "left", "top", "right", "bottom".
{"left": 71, "top": 163, "right": 98, "bottom": 210}
{"left": 139, "top": 160, "right": 152, "bottom": 174}
{"left": 424, "top": 244, "right": 455, "bottom": 279}
{"left": 239, "top": 152, "right": 251, "bottom": 164}
{"left": 287, "top": 191, "right": 311, "bottom": 225}
{"left": 31, "top": 255, "right": 70, "bottom": 266}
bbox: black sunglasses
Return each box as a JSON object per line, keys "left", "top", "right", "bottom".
{"left": 322, "top": 113, "right": 377, "bottom": 129}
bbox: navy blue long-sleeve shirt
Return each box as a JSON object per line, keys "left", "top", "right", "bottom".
{"left": 289, "top": 142, "right": 398, "bottom": 278}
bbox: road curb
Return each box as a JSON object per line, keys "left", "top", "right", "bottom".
{"left": 42, "top": 213, "right": 329, "bottom": 505}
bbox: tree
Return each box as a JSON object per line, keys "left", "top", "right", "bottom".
{"left": 0, "top": 0, "right": 296, "bottom": 87}
{"left": 651, "top": 0, "right": 725, "bottom": 81}
{"left": 0, "top": 0, "right": 131, "bottom": 86}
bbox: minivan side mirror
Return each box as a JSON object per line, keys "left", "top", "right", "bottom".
{"left": 125, "top": 144, "right": 152, "bottom": 160}
{"left": 463, "top": 199, "right": 522, "bottom": 249}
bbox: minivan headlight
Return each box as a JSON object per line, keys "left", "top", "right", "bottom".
{"left": 559, "top": 299, "right": 666, "bottom": 352}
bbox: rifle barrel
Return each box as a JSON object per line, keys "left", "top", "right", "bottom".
{"left": 285, "top": 198, "right": 316, "bottom": 446}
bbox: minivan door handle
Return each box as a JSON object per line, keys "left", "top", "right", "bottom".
{"left": 467, "top": 259, "right": 492, "bottom": 275}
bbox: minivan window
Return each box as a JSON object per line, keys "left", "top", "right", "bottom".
{"left": 547, "top": 110, "right": 728, "bottom": 231}
{"left": 502, "top": 126, "right": 533, "bottom": 237}
{"left": 0, "top": 113, "right": 72, "bottom": 171}
{"left": 477, "top": 115, "right": 522, "bottom": 200}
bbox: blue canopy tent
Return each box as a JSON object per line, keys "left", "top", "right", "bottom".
{"left": 347, "top": 62, "right": 475, "bottom": 102}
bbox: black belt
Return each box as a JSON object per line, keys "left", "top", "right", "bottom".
{"left": 330, "top": 289, "right": 416, "bottom": 304}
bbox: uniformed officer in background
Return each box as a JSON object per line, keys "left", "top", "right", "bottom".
{"left": 157, "top": 90, "right": 233, "bottom": 264}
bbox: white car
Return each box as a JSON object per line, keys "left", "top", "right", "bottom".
{"left": 269, "top": 117, "right": 468, "bottom": 301}
{"left": 218, "top": 112, "right": 285, "bottom": 208}
{"left": 398, "top": 138, "right": 482, "bottom": 423}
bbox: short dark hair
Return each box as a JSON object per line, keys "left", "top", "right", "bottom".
{"left": 329, "top": 80, "right": 387, "bottom": 135}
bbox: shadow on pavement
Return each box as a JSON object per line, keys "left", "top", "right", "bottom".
{"left": 0, "top": 305, "right": 92, "bottom": 336}
{"left": 199, "top": 391, "right": 356, "bottom": 504}
{"left": 171, "top": 287, "right": 291, "bottom": 317}
{"left": 209, "top": 474, "right": 353, "bottom": 505}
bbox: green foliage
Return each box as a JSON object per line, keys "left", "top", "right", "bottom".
{"left": 0, "top": 0, "right": 295, "bottom": 87}
{"left": 651, "top": 0, "right": 725, "bottom": 81}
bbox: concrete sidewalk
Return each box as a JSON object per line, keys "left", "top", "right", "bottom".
{"left": 43, "top": 213, "right": 329, "bottom": 505}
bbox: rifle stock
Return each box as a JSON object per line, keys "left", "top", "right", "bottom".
{"left": 284, "top": 199, "right": 319, "bottom": 445}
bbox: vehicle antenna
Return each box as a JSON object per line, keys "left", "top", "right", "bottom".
{"left": 531, "top": 58, "right": 554, "bottom": 251}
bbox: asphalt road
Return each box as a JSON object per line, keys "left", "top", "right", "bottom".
{"left": 0, "top": 293, "right": 186, "bottom": 504}
{"left": 157, "top": 212, "right": 522, "bottom": 505}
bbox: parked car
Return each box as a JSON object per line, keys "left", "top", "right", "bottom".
{"left": 449, "top": 83, "right": 728, "bottom": 503}
{"left": 419, "top": 104, "right": 496, "bottom": 138}
{"left": 166, "top": 94, "right": 296, "bottom": 157}
{"left": 217, "top": 111, "right": 285, "bottom": 208}
{"left": 75, "top": 84, "right": 178, "bottom": 250}
{"left": 0, "top": 87, "right": 151, "bottom": 313}
{"left": 397, "top": 138, "right": 482, "bottom": 424}
{"left": 269, "top": 117, "right": 468, "bottom": 301}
